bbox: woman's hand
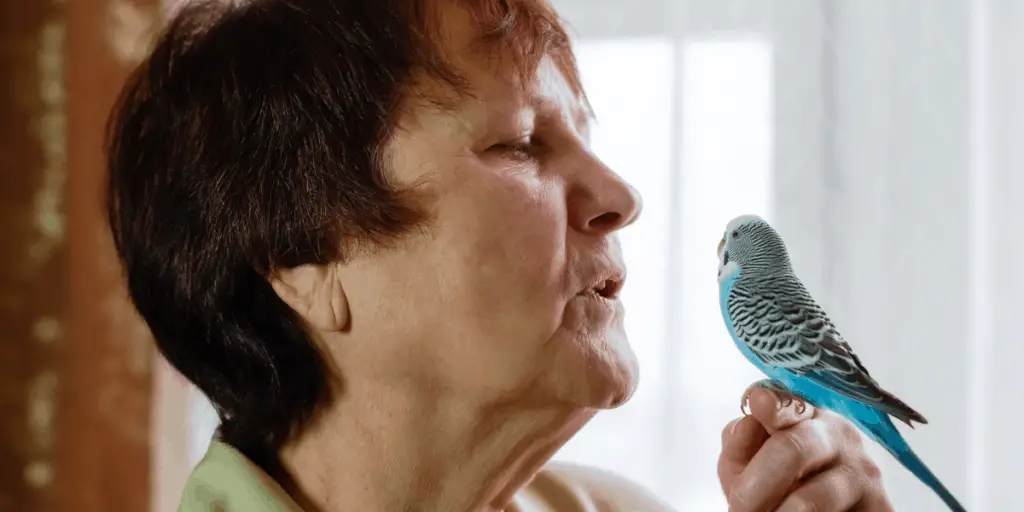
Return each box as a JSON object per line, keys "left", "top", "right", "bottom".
{"left": 717, "top": 388, "right": 896, "bottom": 511}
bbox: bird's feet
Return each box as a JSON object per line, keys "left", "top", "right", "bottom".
{"left": 741, "top": 379, "right": 807, "bottom": 416}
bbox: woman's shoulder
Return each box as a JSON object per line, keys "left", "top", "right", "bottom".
{"left": 179, "top": 441, "right": 303, "bottom": 512}
{"left": 517, "top": 461, "right": 676, "bottom": 512}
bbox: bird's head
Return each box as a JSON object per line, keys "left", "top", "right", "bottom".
{"left": 717, "top": 214, "right": 791, "bottom": 283}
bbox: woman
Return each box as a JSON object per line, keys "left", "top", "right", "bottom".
{"left": 106, "top": 0, "right": 895, "bottom": 510}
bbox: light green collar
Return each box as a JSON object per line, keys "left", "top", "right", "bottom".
{"left": 179, "top": 440, "right": 304, "bottom": 512}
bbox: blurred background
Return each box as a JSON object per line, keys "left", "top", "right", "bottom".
{"left": 2, "top": 0, "right": 1022, "bottom": 510}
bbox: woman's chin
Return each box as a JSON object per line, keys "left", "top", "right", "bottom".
{"left": 549, "top": 329, "right": 639, "bottom": 409}
{"left": 597, "top": 343, "right": 640, "bottom": 409}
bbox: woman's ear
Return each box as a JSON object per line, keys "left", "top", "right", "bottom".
{"left": 269, "top": 263, "right": 349, "bottom": 332}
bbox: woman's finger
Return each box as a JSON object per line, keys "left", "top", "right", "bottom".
{"left": 718, "top": 415, "right": 769, "bottom": 496}
{"left": 727, "top": 419, "right": 839, "bottom": 512}
{"left": 747, "top": 387, "right": 815, "bottom": 435}
{"left": 775, "top": 466, "right": 864, "bottom": 512}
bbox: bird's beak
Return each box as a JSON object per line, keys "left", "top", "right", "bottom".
{"left": 717, "top": 237, "right": 725, "bottom": 260}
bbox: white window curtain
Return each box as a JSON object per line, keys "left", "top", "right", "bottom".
{"left": 154, "top": 1, "right": 1023, "bottom": 511}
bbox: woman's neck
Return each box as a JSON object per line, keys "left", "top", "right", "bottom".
{"left": 278, "top": 377, "right": 595, "bottom": 512}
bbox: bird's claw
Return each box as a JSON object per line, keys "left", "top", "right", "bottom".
{"left": 741, "top": 379, "right": 807, "bottom": 416}
{"left": 793, "top": 398, "right": 807, "bottom": 415}
{"left": 777, "top": 392, "right": 807, "bottom": 414}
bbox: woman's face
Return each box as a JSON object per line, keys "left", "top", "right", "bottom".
{"left": 334, "top": 7, "right": 643, "bottom": 409}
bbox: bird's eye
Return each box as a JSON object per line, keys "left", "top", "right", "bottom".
{"left": 723, "top": 251, "right": 730, "bottom": 264}
{"left": 732, "top": 230, "right": 740, "bottom": 239}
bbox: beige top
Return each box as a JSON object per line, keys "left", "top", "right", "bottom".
{"left": 179, "top": 440, "right": 676, "bottom": 511}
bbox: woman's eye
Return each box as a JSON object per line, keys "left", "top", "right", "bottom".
{"left": 491, "top": 139, "right": 537, "bottom": 161}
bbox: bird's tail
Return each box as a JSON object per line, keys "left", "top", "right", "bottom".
{"left": 856, "top": 415, "right": 967, "bottom": 512}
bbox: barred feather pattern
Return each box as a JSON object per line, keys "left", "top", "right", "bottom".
{"left": 725, "top": 220, "right": 928, "bottom": 426}
{"left": 727, "top": 273, "right": 838, "bottom": 369}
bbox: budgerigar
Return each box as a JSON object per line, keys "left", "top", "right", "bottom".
{"left": 716, "top": 214, "right": 966, "bottom": 512}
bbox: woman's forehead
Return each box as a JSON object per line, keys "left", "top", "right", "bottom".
{"left": 406, "top": 53, "right": 589, "bottom": 138}
{"left": 410, "top": 0, "right": 590, "bottom": 124}
{"left": 401, "top": 63, "right": 591, "bottom": 147}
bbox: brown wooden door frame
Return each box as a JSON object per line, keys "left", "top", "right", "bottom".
{"left": 59, "top": 1, "right": 162, "bottom": 511}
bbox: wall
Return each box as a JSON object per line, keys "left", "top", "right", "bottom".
{"left": 0, "top": 0, "right": 160, "bottom": 510}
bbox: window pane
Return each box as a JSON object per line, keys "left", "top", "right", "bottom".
{"left": 670, "top": 39, "right": 774, "bottom": 509}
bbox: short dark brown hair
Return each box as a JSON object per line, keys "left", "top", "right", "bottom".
{"left": 105, "top": 0, "right": 585, "bottom": 465}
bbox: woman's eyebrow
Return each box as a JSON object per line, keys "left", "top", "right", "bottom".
{"left": 527, "top": 93, "right": 593, "bottom": 141}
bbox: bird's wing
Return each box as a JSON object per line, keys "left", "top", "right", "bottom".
{"left": 726, "top": 282, "right": 927, "bottom": 426}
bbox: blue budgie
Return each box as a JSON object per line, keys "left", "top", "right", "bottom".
{"left": 716, "top": 214, "right": 966, "bottom": 512}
